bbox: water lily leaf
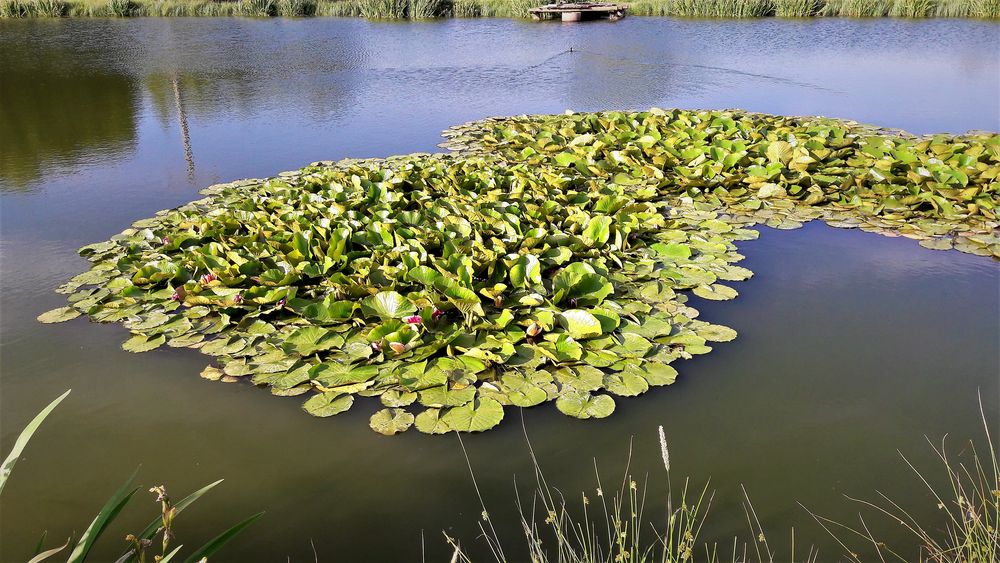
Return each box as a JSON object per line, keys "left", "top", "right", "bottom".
{"left": 361, "top": 291, "right": 417, "bottom": 320}
{"left": 556, "top": 391, "right": 615, "bottom": 419}
{"left": 557, "top": 309, "right": 603, "bottom": 339}
{"left": 692, "top": 284, "right": 739, "bottom": 301}
{"left": 757, "top": 183, "right": 787, "bottom": 199}
{"left": 509, "top": 254, "right": 541, "bottom": 288}
{"left": 266, "top": 364, "right": 313, "bottom": 390}
{"left": 618, "top": 332, "right": 653, "bottom": 358}
{"left": 553, "top": 365, "right": 604, "bottom": 392}
{"left": 301, "top": 299, "right": 356, "bottom": 323}
{"left": 638, "top": 363, "right": 678, "bottom": 386}
{"left": 167, "top": 333, "right": 206, "bottom": 348}
{"left": 604, "top": 370, "right": 649, "bottom": 397}
{"left": 407, "top": 266, "right": 440, "bottom": 285}
{"left": 766, "top": 141, "right": 793, "bottom": 164}
{"left": 590, "top": 308, "right": 621, "bottom": 332}
{"left": 414, "top": 408, "right": 450, "bottom": 434}
{"left": 127, "top": 312, "right": 171, "bottom": 331}
{"left": 918, "top": 238, "right": 953, "bottom": 251}
{"left": 380, "top": 389, "right": 417, "bottom": 407}
{"left": 418, "top": 385, "right": 476, "bottom": 408}
{"left": 651, "top": 243, "right": 692, "bottom": 261}
{"left": 200, "top": 365, "right": 224, "bottom": 381}
{"left": 582, "top": 216, "right": 613, "bottom": 247}
{"left": 37, "top": 307, "right": 81, "bottom": 324}
{"left": 500, "top": 376, "right": 548, "bottom": 408}
{"left": 369, "top": 408, "right": 414, "bottom": 436}
{"left": 122, "top": 334, "right": 166, "bottom": 353}
{"left": 302, "top": 392, "right": 354, "bottom": 417}
{"left": 696, "top": 323, "right": 738, "bottom": 342}
{"left": 201, "top": 336, "right": 248, "bottom": 356}
{"left": 537, "top": 334, "right": 583, "bottom": 362}
{"left": 553, "top": 152, "right": 580, "bottom": 167}
{"left": 440, "top": 397, "right": 504, "bottom": 432}
{"left": 282, "top": 327, "right": 341, "bottom": 356}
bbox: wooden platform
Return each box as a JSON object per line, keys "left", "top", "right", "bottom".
{"left": 529, "top": 2, "right": 628, "bottom": 21}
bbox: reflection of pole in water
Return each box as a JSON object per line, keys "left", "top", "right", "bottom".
{"left": 172, "top": 74, "right": 194, "bottom": 180}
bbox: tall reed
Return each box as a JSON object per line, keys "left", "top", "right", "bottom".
{"left": 277, "top": 0, "right": 318, "bottom": 15}
{"left": 807, "top": 397, "right": 999, "bottom": 563}
{"left": 773, "top": 0, "right": 822, "bottom": 16}
{"left": 448, "top": 399, "right": 998, "bottom": 563}
{"left": 446, "top": 424, "right": 802, "bottom": 563}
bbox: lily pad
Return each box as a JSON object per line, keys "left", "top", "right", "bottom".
{"left": 556, "top": 391, "right": 616, "bottom": 419}
{"left": 42, "top": 107, "right": 997, "bottom": 436}
{"left": 692, "top": 284, "right": 739, "bottom": 301}
{"left": 303, "top": 392, "right": 354, "bottom": 417}
{"left": 440, "top": 397, "right": 505, "bottom": 432}
{"left": 369, "top": 408, "right": 415, "bottom": 436}
{"left": 37, "top": 307, "right": 81, "bottom": 324}
{"left": 414, "top": 408, "right": 451, "bottom": 434}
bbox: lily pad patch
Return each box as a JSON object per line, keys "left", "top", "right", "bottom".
{"left": 39, "top": 108, "right": 999, "bottom": 435}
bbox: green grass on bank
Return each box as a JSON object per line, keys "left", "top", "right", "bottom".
{"left": 1, "top": 0, "right": 998, "bottom": 18}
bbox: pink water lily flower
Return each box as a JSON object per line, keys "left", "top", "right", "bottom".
{"left": 233, "top": 293, "right": 243, "bottom": 304}
{"left": 276, "top": 298, "right": 286, "bottom": 309}
{"left": 371, "top": 342, "right": 382, "bottom": 353}
{"left": 431, "top": 308, "right": 444, "bottom": 321}
{"left": 199, "top": 273, "right": 217, "bottom": 284}
{"left": 170, "top": 291, "right": 182, "bottom": 301}
{"left": 389, "top": 342, "right": 407, "bottom": 354}
{"left": 404, "top": 315, "right": 422, "bottom": 325}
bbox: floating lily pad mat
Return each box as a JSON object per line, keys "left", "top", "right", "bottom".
{"left": 40, "top": 108, "right": 1000, "bottom": 435}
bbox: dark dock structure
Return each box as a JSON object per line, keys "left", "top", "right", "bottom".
{"left": 529, "top": 2, "right": 628, "bottom": 21}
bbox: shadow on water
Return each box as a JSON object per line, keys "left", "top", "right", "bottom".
{"left": 0, "top": 16, "right": 997, "bottom": 563}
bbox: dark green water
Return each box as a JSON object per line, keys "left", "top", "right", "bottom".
{"left": 1, "top": 17, "right": 998, "bottom": 562}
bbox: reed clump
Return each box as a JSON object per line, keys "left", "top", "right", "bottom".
{"left": 1, "top": 0, "right": 997, "bottom": 17}
{"left": 447, "top": 402, "right": 999, "bottom": 563}
{"left": 626, "top": 0, "right": 998, "bottom": 16}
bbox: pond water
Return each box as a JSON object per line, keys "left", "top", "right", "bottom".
{"left": 1, "top": 16, "right": 998, "bottom": 562}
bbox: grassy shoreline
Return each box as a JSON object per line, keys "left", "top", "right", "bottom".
{"left": 2, "top": 0, "right": 998, "bottom": 19}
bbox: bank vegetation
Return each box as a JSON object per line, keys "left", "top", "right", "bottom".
{"left": 2, "top": 0, "right": 998, "bottom": 19}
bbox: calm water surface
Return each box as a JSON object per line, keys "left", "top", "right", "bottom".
{"left": 1, "top": 17, "right": 998, "bottom": 562}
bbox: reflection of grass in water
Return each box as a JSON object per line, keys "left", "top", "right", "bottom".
{"left": 449, "top": 402, "right": 998, "bottom": 562}
{"left": 1, "top": 0, "right": 997, "bottom": 17}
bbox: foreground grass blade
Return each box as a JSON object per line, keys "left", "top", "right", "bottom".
{"left": 26, "top": 537, "right": 70, "bottom": 563}
{"left": 137, "top": 479, "right": 225, "bottom": 540}
{"left": 0, "top": 389, "right": 71, "bottom": 496}
{"left": 33, "top": 530, "right": 48, "bottom": 556}
{"left": 157, "top": 545, "right": 184, "bottom": 563}
{"left": 180, "top": 511, "right": 264, "bottom": 563}
{"left": 66, "top": 468, "right": 140, "bottom": 563}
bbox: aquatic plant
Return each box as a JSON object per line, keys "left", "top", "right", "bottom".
{"left": 447, "top": 405, "right": 998, "bottom": 562}
{"left": 772, "top": 0, "right": 822, "bottom": 16}
{"left": 0, "top": 390, "right": 262, "bottom": 562}
{"left": 276, "top": 0, "right": 318, "bottom": 15}
{"left": 238, "top": 0, "right": 277, "bottom": 16}
{"left": 38, "top": 109, "right": 999, "bottom": 436}
{"left": 443, "top": 110, "right": 999, "bottom": 255}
